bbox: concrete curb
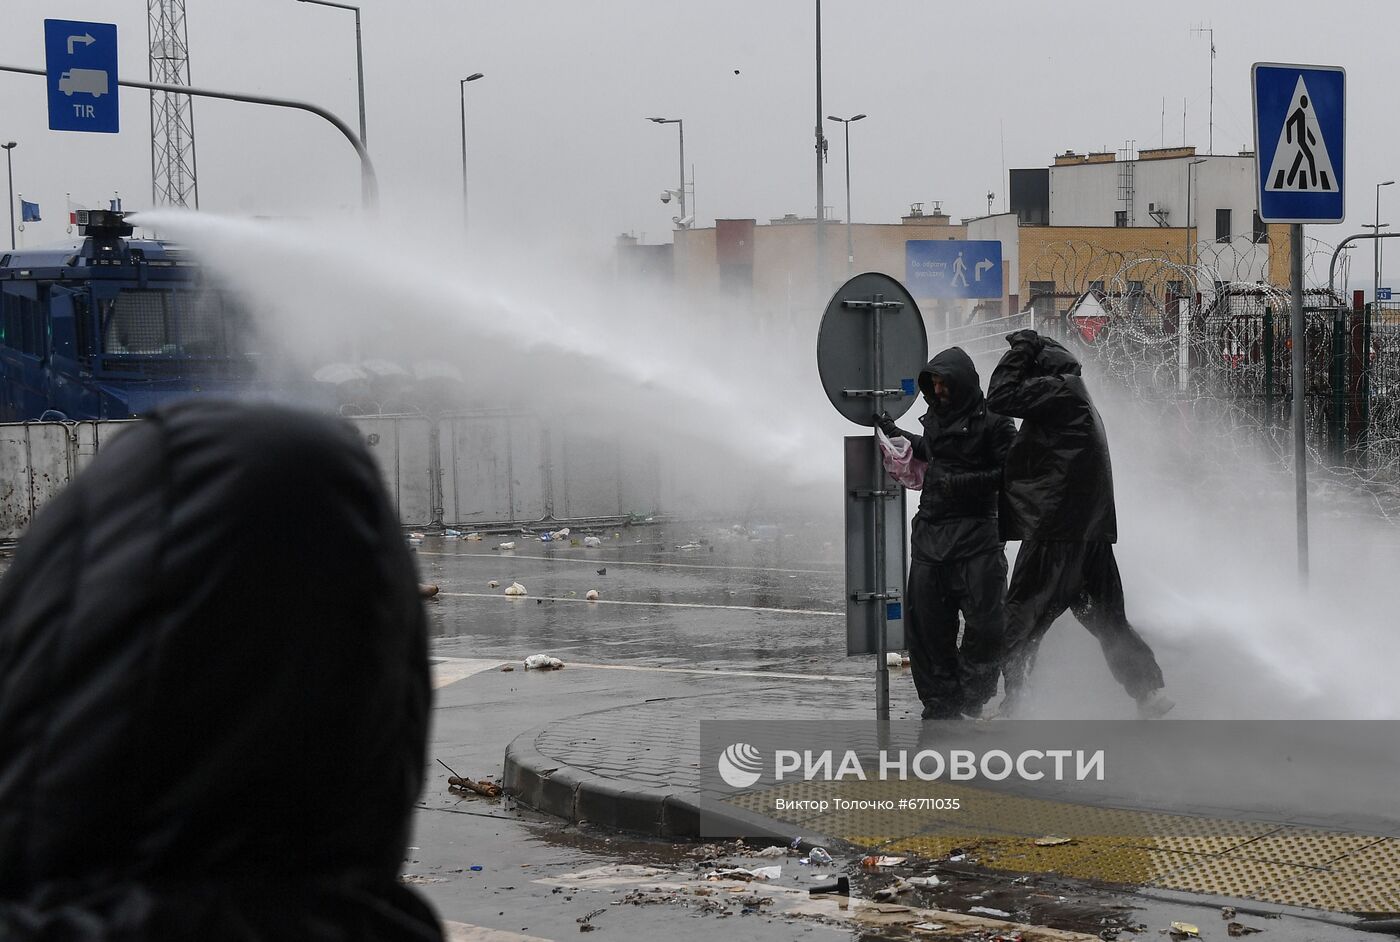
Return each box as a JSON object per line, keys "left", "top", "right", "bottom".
{"left": 503, "top": 729, "right": 838, "bottom": 848}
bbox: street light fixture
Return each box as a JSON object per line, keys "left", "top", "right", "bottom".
{"left": 459, "top": 73, "right": 484, "bottom": 233}
{"left": 296, "top": 0, "right": 367, "bottom": 148}
{"left": 826, "top": 113, "right": 865, "bottom": 274}
{"left": 647, "top": 117, "right": 686, "bottom": 228}
{"left": 2, "top": 142, "right": 15, "bottom": 251}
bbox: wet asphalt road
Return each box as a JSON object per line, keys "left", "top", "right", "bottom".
{"left": 416, "top": 518, "right": 858, "bottom": 675}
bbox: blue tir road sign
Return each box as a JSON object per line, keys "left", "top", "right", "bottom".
{"left": 45, "top": 19, "right": 119, "bottom": 133}
{"left": 1253, "top": 62, "right": 1344, "bottom": 224}
{"left": 905, "top": 240, "right": 1003, "bottom": 299}
{"left": 1380, "top": 288, "right": 1393, "bottom": 301}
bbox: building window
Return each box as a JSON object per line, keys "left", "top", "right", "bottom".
{"left": 1252, "top": 210, "right": 1269, "bottom": 244}
{"left": 1216, "top": 208, "right": 1232, "bottom": 243}
{"left": 1114, "top": 210, "right": 1128, "bottom": 228}
{"left": 1089, "top": 280, "right": 1105, "bottom": 294}
{"left": 1166, "top": 280, "right": 1184, "bottom": 299}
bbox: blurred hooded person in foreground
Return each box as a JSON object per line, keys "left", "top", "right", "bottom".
{"left": 987, "top": 330, "right": 1172, "bottom": 719}
{"left": 0, "top": 399, "right": 442, "bottom": 940}
{"left": 876, "top": 347, "right": 1016, "bottom": 719}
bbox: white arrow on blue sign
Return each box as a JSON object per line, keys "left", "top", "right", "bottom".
{"left": 45, "top": 19, "right": 119, "bottom": 134}
{"left": 1252, "top": 62, "right": 1344, "bottom": 224}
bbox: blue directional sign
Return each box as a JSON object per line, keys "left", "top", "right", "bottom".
{"left": 45, "top": 19, "right": 119, "bottom": 134}
{"left": 1253, "top": 62, "right": 1344, "bottom": 224}
{"left": 1380, "top": 288, "right": 1392, "bottom": 302}
{"left": 905, "top": 240, "right": 1003, "bottom": 299}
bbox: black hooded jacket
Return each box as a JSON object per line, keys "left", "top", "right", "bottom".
{"left": 0, "top": 400, "right": 442, "bottom": 940}
{"left": 987, "top": 334, "right": 1117, "bottom": 542}
{"left": 902, "top": 348, "right": 1016, "bottom": 563}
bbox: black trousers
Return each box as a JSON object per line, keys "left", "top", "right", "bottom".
{"left": 1001, "top": 540, "right": 1164, "bottom": 702}
{"left": 904, "top": 550, "right": 1007, "bottom": 718}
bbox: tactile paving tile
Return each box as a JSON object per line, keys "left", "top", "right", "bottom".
{"left": 1255, "top": 869, "right": 1400, "bottom": 913}
{"left": 1149, "top": 855, "right": 1316, "bottom": 898}
{"left": 1327, "top": 838, "right": 1400, "bottom": 875}
{"left": 1223, "top": 828, "right": 1384, "bottom": 868}
{"left": 1054, "top": 846, "right": 1208, "bottom": 885}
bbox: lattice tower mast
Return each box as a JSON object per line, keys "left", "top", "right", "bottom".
{"left": 148, "top": 0, "right": 200, "bottom": 208}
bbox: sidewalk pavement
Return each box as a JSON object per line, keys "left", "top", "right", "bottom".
{"left": 493, "top": 661, "right": 1400, "bottom": 920}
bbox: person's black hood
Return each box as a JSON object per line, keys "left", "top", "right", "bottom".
{"left": 918, "top": 346, "right": 984, "bottom": 424}
{"left": 0, "top": 399, "right": 441, "bottom": 940}
{"left": 1035, "top": 336, "right": 1083, "bottom": 377}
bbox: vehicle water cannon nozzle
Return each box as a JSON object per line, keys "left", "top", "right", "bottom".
{"left": 75, "top": 209, "right": 134, "bottom": 237}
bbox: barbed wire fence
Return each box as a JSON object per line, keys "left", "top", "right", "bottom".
{"left": 1011, "top": 234, "right": 1400, "bottom": 522}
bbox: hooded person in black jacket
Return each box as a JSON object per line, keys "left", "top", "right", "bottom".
{"left": 0, "top": 399, "right": 443, "bottom": 940}
{"left": 876, "top": 347, "right": 1016, "bottom": 719}
{"left": 986, "top": 329, "right": 1172, "bottom": 719}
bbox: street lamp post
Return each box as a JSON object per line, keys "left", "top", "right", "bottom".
{"left": 647, "top": 117, "right": 685, "bottom": 227}
{"left": 1374, "top": 181, "right": 1395, "bottom": 311}
{"left": 825, "top": 114, "right": 865, "bottom": 274}
{"left": 296, "top": 0, "right": 367, "bottom": 148}
{"left": 2, "top": 142, "right": 15, "bottom": 251}
{"left": 459, "top": 73, "right": 484, "bottom": 232}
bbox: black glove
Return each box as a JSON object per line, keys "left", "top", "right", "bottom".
{"left": 873, "top": 411, "right": 902, "bottom": 438}
{"left": 924, "top": 466, "right": 951, "bottom": 496}
{"left": 1005, "top": 328, "right": 1044, "bottom": 353}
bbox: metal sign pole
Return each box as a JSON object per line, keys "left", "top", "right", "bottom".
{"left": 818, "top": 273, "right": 924, "bottom": 719}
{"left": 1290, "top": 222, "right": 1309, "bottom": 581}
{"left": 870, "top": 296, "right": 889, "bottom": 720}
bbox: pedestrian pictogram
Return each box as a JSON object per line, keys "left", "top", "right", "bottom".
{"left": 905, "top": 240, "right": 1003, "bottom": 299}
{"left": 1264, "top": 77, "right": 1337, "bottom": 193}
{"left": 1253, "top": 62, "right": 1345, "bottom": 224}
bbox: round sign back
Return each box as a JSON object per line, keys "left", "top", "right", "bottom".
{"left": 816, "top": 272, "right": 929, "bottom": 426}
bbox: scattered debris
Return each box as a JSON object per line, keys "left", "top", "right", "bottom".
{"left": 524, "top": 654, "right": 565, "bottom": 670}
{"left": 913, "top": 924, "right": 948, "bottom": 933}
{"left": 806, "top": 847, "right": 834, "bottom": 866}
{"left": 577, "top": 907, "right": 606, "bottom": 932}
{"left": 1034, "top": 836, "right": 1075, "bottom": 846}
{"left": 552, "top": 527, "right": 571, "bottom": 540}
{"left": 752, "top": 845, "right": 787, "bottom": 858}
{"left": 584, "top": 536, "right": 603, "bottom": 548}
{"left": 596, "top": 567, "right": 607, "bottom": 575}
{"left": 704, "top": 866, "right": 778, "bottom": 881}
{"left": 1169, "top": 922, "right": 1201, "bottom": 939}
{"left": 585, "top": 589, "right": 600, "bottom": 601}
{"left": 465, "top": 532, "right": 482, "bottom": 541}
{"left": 500, "top": 665, "right": 514, "bottom": 672}
{"left": 873, "top": 878, "right": 916, "bottom": 901}
{"left": 469, "top": 865, "right": 483, "bottom": 871}
{"left": 809, "top": 876, "right": 850, "bottom": 896}
{"left": 861, "top": 855, "right": 907, "bottom": 867}
{"left": 417, "top": 583, "right": 439, "bottom": 599}
{"left": 1227, "top": 924, "right": 1262, "bottom": 937}
{"left": 447, "top": 775, "right": 502, "bottom": 798}
{"left": 904, "top": 875, "right": 942, "bottom": 887}
{"left": 970, "top": 906, "right": 1012, "bottom": 919}
{"left": 499, "top": 541, "right": 516, "bottom": 550}
{"left": 488, "top": 579, "right": 500, "bottom": 588}
{"left": 689, "top": 844, "right": 724, "bottom": 860}
{"left": 885, "top": 652, "right": 911, "bottom": 668}
{"left": 503, "top": 582, "right": 527, "bottom": 596}
{"left": 1220, "top": 908, "right": 1236, "bottom": 920}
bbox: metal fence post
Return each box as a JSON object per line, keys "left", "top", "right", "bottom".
{"left": 1263, "top": 307, "right": 1274, "bottom": 427}
{"left": 1331, "top": 307, "right": 1347, "bottom": 464}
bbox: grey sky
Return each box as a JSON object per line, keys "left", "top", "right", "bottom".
{"left": 1, "top": 1, "right": 1393, "bottom": 257}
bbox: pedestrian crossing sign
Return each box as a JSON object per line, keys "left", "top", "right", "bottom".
{"left": 1253, "top": 62, "right": 1345, "bottom": 223}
